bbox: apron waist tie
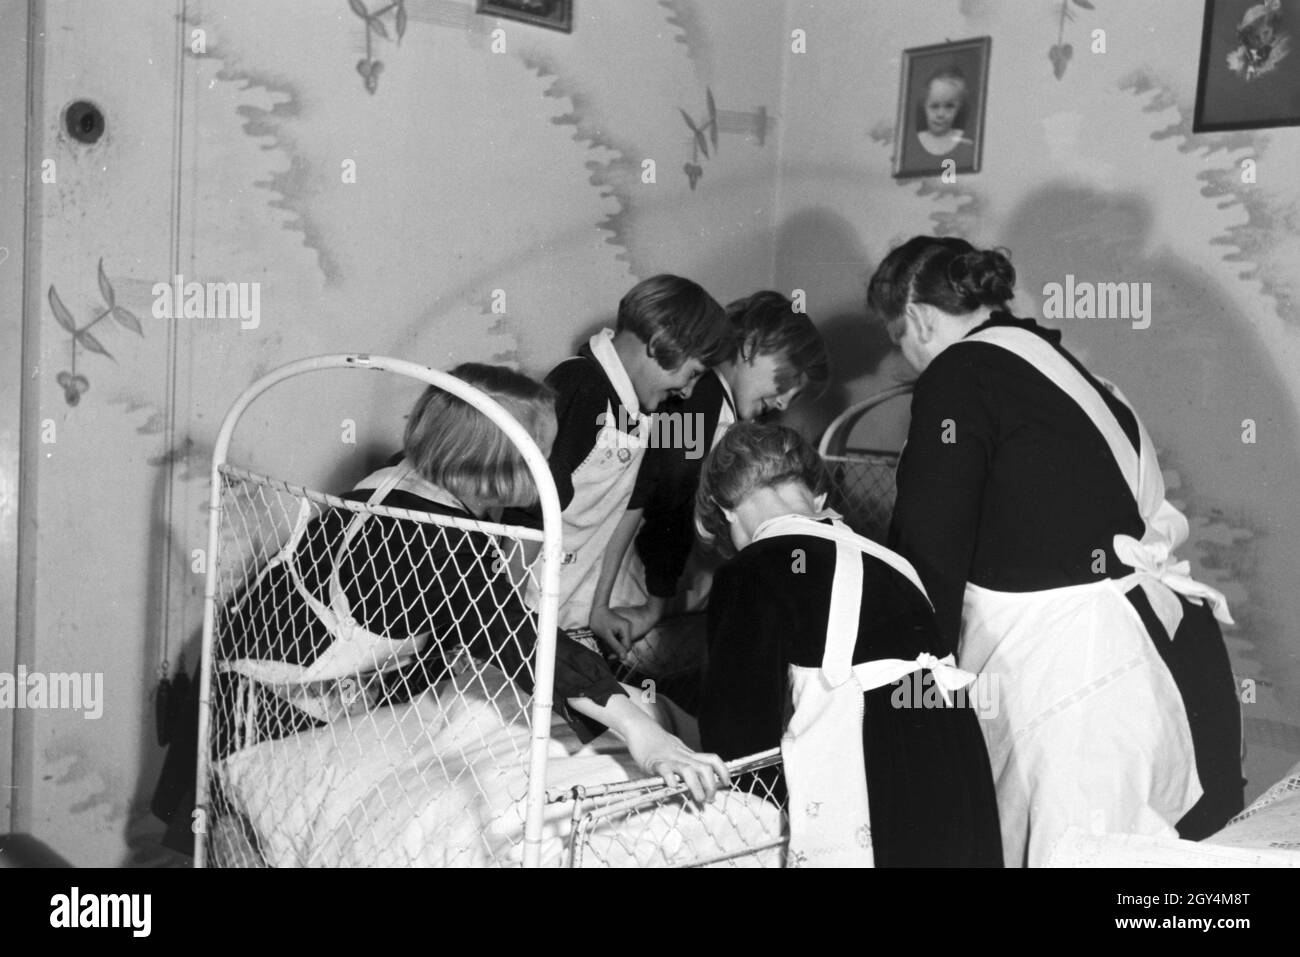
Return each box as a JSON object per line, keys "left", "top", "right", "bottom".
{"left": 847, "top": 652, "right": 978, "bottom": 706}
{"left": 1113, "top": 534, "right": 1235, "bottom": 639}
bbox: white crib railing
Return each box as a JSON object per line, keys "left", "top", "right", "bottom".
{"left": 194, "top": 355, "right": 563, "bottom": 868}
{"left": 818, "top": 384, "right": 913, "bottom": 543}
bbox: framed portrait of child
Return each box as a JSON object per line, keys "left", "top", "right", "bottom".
{"left": 892, "top": 36, "right": 991, "bottom": 179}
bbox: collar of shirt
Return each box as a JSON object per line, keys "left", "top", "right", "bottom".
{"left": 353, "top": 461, "right": 478, "bottom": 517}
{"left": 966, "top": 310, "right": 1063, "bottom": 346}
{"left": 716, "top": 370, "right": 739, "bottom": 427}
{"left": 588, "top": 328, "right": 643, "bottom": 423}
{"left": 750, "top": 508, "right": 844, "bottom": 543}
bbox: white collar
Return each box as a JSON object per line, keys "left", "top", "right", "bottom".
{"left": 588, "top": 328, "right": 643, "bottom": 420}
{"left": 353, "top": 462, "right": 472, "bottom": 513}
{"left": 716, "top": 370, "right": 738, "bottom": 421}
{"left": 750, "top": 509, "right": 844, "bottom": 543}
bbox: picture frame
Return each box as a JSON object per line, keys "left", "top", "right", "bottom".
{"left": 1194, "top": 0, "right": 1300, "bottom": 132}
{"left": 476, "top": 0, "right": 573, "bottom": 34}
{"left": 892, "top": 36, "right": 991, "bottom": 179}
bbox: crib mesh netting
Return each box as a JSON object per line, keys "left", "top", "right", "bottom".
{"left": 823, "top": 451, "right": 900, "bottom": 543}
{"left": 197, "top": 361, "right": 903, "bottom": 868}
{"left": 819, "top": 384, "right": 912, "bottom": 544}
{"left": 202, "top": 465, "right": 540, "bottom": 865}
{"left": 201, "top": 465, "right": 791, "bottom": 867}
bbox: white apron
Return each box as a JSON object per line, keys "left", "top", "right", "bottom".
{"left": 550, "top": 330, "right": 649, "bottom": 630}
{"left": 752, "top": 513, "right": 978, "bottom": 868}
{"left": 609, "top": 373, "right": 737, "bottom": 615}
{"left": 955, "top": 325, "right": 1234, "bottom": 867}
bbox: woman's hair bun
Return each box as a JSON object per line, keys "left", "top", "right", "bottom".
{"left": 948, "top": 247, "right": 1015, "bottom": 308}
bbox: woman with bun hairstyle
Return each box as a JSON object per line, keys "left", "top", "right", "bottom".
{"left": 869, "top": 236, "right": 1243, "bottom": 866}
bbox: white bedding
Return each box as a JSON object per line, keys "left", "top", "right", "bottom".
{"left": 218, "top": 668, "right": 783, "bottom": 867}
{"left": 1048, "top": 761, "right": 1300, "bottom": 867}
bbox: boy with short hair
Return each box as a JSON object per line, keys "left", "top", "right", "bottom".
{"left": 589, "top": 291, "right": 830, "bottom": 653}
{"left": 507, "top": 274, "right": 730, "bottom": 634}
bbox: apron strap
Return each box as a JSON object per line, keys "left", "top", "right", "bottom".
{"left": 752, "top": 514, "right": 932, "bottom": 603}
{"left": 230, "top": 494, "right": 317, "bottom": 618}
{"left": 325, "top": 466, "right": 411, "bottom": 628}
{"left": 961, "top": 326, "right": 1139, "bottom": 501}
{"left": 752, "top": 514, "right": 934, "bottom": 685}
{"left": 823, "top": 540, "right": 864, "bottom": 685}
{"left": 275, "top": 465, "right": 418, "bottom": 647}
{"left": 959, "top": 327, "right": 1233, "bottom": 629}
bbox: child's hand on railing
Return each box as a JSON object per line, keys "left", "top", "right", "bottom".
{"left": 569, "top": 692, "right": 731, "bottom": 803}
{"left": 589, "top": 605, "right": 634, "bottom": 661}
{"left": 623, "top": 721, "right": 731, "bottom": 804}
{"left": 610, "top": 595, "right": 666, "bottom": 642}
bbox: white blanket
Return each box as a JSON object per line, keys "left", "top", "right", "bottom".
{"left": 218, "top": 669, "right": 783, "bottom": 867}
{"left": 1048, "top": 761, "right": 1300, "bottom": 867}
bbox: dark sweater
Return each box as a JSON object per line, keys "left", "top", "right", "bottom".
{"left": 632, "top": 370, "right": 732, "bottom": 597}
{"left": 887, "top": 311, "right": 1145, "bottom": 645}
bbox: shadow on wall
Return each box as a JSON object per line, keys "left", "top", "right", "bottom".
{"left": 568, "top": 204, "right": 895, "bottom": 446}
{"left": 396, "top": 163, "right": 789, "bottom": 375}
{"left": 124, "top": 464, "right": 189, "bottom": 866}
{"left": 772, "top": 206, "right": 898, "bottom": 441}
{"left": 1001, "top": 181, "right": 1300, "bottom": 703}
{"left": 125, "top": 428, "right": 396, "bottom": 866}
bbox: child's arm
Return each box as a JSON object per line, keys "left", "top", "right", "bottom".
{"left": 566, "top": 692, "right": 730, "bottom": 803}
{"left": 630, "top": 379, "right": 722, "bottom": 610}
{"left": 588, "top": 507, "right": 644, "bottom": 658}
{"left": 609, "top": 597, "right": 666, "bottom": 641}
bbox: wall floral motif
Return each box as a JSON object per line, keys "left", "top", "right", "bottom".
{"left": 349, "top": 0, "right": 409, "bottom": 93}
{"left": 1050, "top": 0, "right": 1097, "bottom": 79}
{"left": 678, "top": 87, "right": 770, "bottom": 189}
{"left": 47, "top": 259, "right": 144, "bottom": 405}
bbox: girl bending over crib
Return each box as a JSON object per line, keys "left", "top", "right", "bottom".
{"left": 694, "top": 423, "right": 1001, "bottom": 865}
{"left": 225, "top": 363, "right": 729, "bottom": 801}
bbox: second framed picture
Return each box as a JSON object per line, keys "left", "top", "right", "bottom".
{"left": 476, "top": 0, "right": 573, "bottom": 34}
{"left": 893, "top": 36, "right": 991, "bottom": 179}
{"left": 1194, "top": 0, "right": 1300, "bottom": 132}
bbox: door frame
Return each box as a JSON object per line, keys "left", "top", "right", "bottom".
{"left": 1, "top": 0, "right": 43, "bottom": 833}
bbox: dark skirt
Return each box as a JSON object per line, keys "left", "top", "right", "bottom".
{"left": 863, "top": 681, "right": 1005, "bottom": 867}
{"left": 1128, "top": 587, "right": 1245, "bottom": 839}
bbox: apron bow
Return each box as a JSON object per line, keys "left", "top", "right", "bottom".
{"left": 847, "top": 651, "right": 978, "bottom": 706}
{"left": 1113, "top": 533, "right": 1234, "bottom": 631}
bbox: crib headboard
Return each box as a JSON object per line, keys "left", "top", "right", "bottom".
{"left": 195, "top": 355, "right": 563, "bottom": 868}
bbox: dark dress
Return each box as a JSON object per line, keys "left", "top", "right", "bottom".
{"left": 887, "top": 311, "right": 1244, "bottom": 837}
{"left": 698, "top": 527, "right": 1003, "bottom": 867}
